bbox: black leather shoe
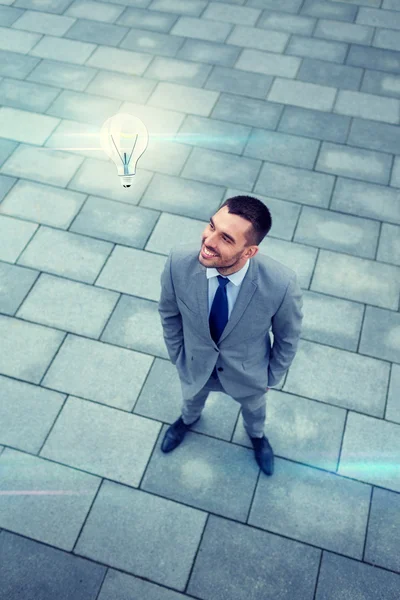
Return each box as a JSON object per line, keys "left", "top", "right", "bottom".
{"left": 250, "top": 435, "right": 274, "bottom": 476}
{"left": 161, "top": 415, "right": 201, "bottom": 453}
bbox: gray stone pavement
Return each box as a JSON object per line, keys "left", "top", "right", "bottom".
{"left": 0, "top": 0, "right": 399, "bottom": 597}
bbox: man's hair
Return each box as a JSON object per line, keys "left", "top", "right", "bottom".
{"left": 219, "top": 195, "right": 272, "bottom": 248}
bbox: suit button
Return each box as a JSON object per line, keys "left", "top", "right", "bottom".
{"left": 217, "top": 367, "right": 223, "bottom": 372}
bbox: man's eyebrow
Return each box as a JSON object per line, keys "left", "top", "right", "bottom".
{"left": 210, "top": 217, "right": 237, "bottom": 244}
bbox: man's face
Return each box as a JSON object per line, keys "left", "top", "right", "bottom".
{"left": 199, "top": 205, "right": 258, "bottom": 275}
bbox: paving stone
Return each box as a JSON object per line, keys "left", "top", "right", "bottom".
{"left": 316, "top": 552, "right": 400, "bottom": 600}
{"left": 98, "top": 569, "right": 188, "bottom": 600}
{"left": 0, "top": 4, "right": 24, "bottom": 26}
{"left": 226, "top": 24, "right": 289, "bottom": 53}
{"left": 148, "top": 81, "right": 218, "bottom": 115}
{"left": 316, "top": 142, "right": 392, "bottom": 185}
{"left": 65, "top": 19, "right": 130, "bottom": 47}
{"left": 297, "top": 58, "right": 363, "bottom": 90}
{"left": 45, "top": 89, "right": 123, "bottom": 127}
{"left": 175, "top": 115, "right": 251, "bottom": 153}
{"left": 0, "top": 180, "right": 86, "bottom": 229}
{"left": 18, "top": 227, "right": 113, "bottom": 285}
{"left": 223, "top": 187, "right": 301, "bottom": 241}
{"left": 259, "top": 237, "right": 317, "bottom": 288}
{"left": 286, "top": 35, "right": 348, "bottom": 63}
{"left": 116, "top": 6, "right": 179, "bottom": 32}
{"left": 140, "top": 173, "right": 224, "bottom": 220}
{"left": 187, "top": 515, "right": 320, "bottom": 600}
{"left": 144, "top": 56, "right": 212, "bottom": 87}
{"left": 334, "top": 89, "right": 400, "bottom": 124}
{"left": 301, "top": 0, "right": 358, "bottom": 21}
{"left": 211, "top": 93, "right": 283, "bottom": 129}
{"left": 357, "top": 6, "right": 400, "bottom": 30}
{"left": 0, "top": 314, "right": 64, "bottom": 384}
{"left": 258, "top": 11, "right": 316, "bottom": 35}
{"left": 176, "top": 38, "right": 241, "bottom": 66}
{"left": 377, "top": 222, "right": 400, "bottom": 266}
{"left": 361, "top": 69, "right": 400, "bottom": 99}
{"left": 364, "top": 487, "right": 400, "bottom": 573}
{"left": 278, "top": 105, "right": 351, "bottom": 143}
{"left": 202, "top": 2, "right": 260, "bottom": 25}
{"left": 0, "top": 374, "right": 65, "bottom": 454}
{"left": 96, "top": 245, "right": 168, "bottom": 301}
{"left": 85, "top": 46, "right": 153, "bottom": 76}
{"left": 28, "top": 59, "right": 95, "bottom": 93}
{"left": 300, "top": 290, "right": 364, "bottom": 351}
{"left": 42, "top": 334, "right": 153, "bottom": 410}
{"left": 118, "top": 27, "right": 185, "bottom": 57}
{"left": 391, "top": 155, "right": 400, "bottom": 187}
{"left": 0, "top": 25, "right": 40, "bottom": 54}
{"left": 314, "top": 19, "right": 374, "bottom": 44}
{"left": 387, "top": 364, "right": 400, "bottom": 423}
{"left": 0, "top": 214, "right": 37, "bottom": 263}
{"left": 0, "top": 77, "right": 61, "bottom": 113}
{"left": 149, "top": 0, "right": 207, "bottom": 16}
{"left": 75, "top": 480, "right": 207, "bottom": 591}
{"left": 0, "top": 447, "right": 101, "bottom": 550}
{"left": 41, "top": 396, "right": 161, "bottom": 488}
{"left": 249, "top": 458, "right": 370, "bottom": 558}
{"left": 31, "top": 34, "right": 99, "bottom": 65}
{"left": 348, "top": 118, "right": 400, "bottom": 155}
{"left": 236, "top": 48, "right": 301, "bottom": 78}
{"left": 332, "top": 177, "right": 400, "bottom": 225}
{"left": 79, "top": 67, "right": 156, "bottom": 101}
{"left": 101, "top": 293, "right": 169, "bottom": 359}
{"left": 0, "top": 144, "right": 84, "bottom": 188}
{"left": 17, "top": 273, "right": 119, "bottom": 339}
{"left": 141, "top": 425, "right": 258, "bottom": 522}
{"left": 205, "top": 65, "right": 273, "bottom": 99}
{"left": 170, "top": 15, "right": 232, "bottom": 42}
{"left": 347, "top": 44, "right": 400, "bottom": 75}
{"left": 359, "top": 306, "right": 400, "bottom": 364}
{"left": 13, "top": 0, "right": 72, "bottom": 12}
{"left": 247, "top": 0, "right": 303, "bottom": 13}
{"left": 0, "top": 48, "right": 40, "bottom": 80}
{"left": 268, "top": 78, "right": 337, "bottom": 111}
{"left": 0, "top": 106, "right": 59, "bottom": 146}
{"left": 65, "top": 146, "right": 151, "bottom": 205}
{"left": 64, "top": 0, "right": 124, "bottom": 22}
{"left": 339, "top": 412, "right": 400, "bottom": 492}
{"left": 285, "top": 339, "right": 390, "bottom": 416}
{"left": 254, "top": 162, "right": 335, "bottom": 207}
{"left": 240, "top": 388, "right": 346, "bottom": 471}
{"left": 295, "top": 205, "right": 379, "bottom": 259}
{"left": 70, "top": 196, "right": 160, "bottom": 248}
{"left": 134, "top": 357, "right": 241, "bottom": 442}
{"left": 244, "top": 128, "right": 320, "bottom": 169}
{"left": 181, "top": 147, "right": 261, "bottom": 191}
{"left": 0, "top": 261, "right": 38, "bottom": 315}
{"left": 383, "top": 0, "right": 400, "bottom": 7}
{"left": 374, "top": 27, "right": 400, "bottom": 52}
{"left": 312, "top": 249, "right": 400, "bottom": 309}
{"left": 0, "top": 532, "right": 105, "bottom": 600}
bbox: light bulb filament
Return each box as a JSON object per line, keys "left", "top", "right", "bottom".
{"left": 110, "top": 133, "right": 138, "bottom": 167}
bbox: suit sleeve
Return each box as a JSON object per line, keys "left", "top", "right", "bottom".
{"left": 158, "top": 249, "right": 184, "bottom": 366}
{"left": 268, "top": 274, "right": 303, "bottom": 387}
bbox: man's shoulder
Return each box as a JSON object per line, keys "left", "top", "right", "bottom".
{"left": 256, "top": 252, "right": 297, "bottom": 281}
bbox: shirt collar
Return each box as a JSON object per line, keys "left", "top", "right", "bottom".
{"left": 205, "top": 258, "right": 250, "bottom": 286}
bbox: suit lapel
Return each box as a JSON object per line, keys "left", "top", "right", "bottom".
{"left": 193, "top": 256, "right": 258, "bottom": 345}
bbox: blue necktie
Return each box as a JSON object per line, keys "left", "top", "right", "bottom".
{"left": 209, "top": 275, "right": 229, "bottom": 343}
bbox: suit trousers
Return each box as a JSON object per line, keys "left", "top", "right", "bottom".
{"left": 180, "top": 368, "right": 267, "bottom": 438}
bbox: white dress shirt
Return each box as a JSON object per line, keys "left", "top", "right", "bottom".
{"left": 205, "top": 259, "right": 250, "bottom": 319}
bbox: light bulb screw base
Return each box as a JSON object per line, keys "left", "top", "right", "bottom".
{"left": 121, "top": 175, "right": 133, "bottom": 188}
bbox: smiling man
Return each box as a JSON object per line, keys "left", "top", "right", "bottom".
{"left": 158, "top": 195, "right": 303, "bottom": 476}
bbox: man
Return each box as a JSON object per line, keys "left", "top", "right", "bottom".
{"left": 157, "top": 195, "right": 303, "bottom": 476}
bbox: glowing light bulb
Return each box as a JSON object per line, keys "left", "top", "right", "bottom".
{"left": 99, "top": 113, "right": 149, "bottom": 188}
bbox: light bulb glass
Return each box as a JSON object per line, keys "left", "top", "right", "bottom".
{"left": 99, "top": 113, "right": 149, "bottom": 188}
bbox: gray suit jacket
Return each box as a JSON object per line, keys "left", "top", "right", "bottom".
{"left": 158, "top": 243, "right": 303, "bottom": 399}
